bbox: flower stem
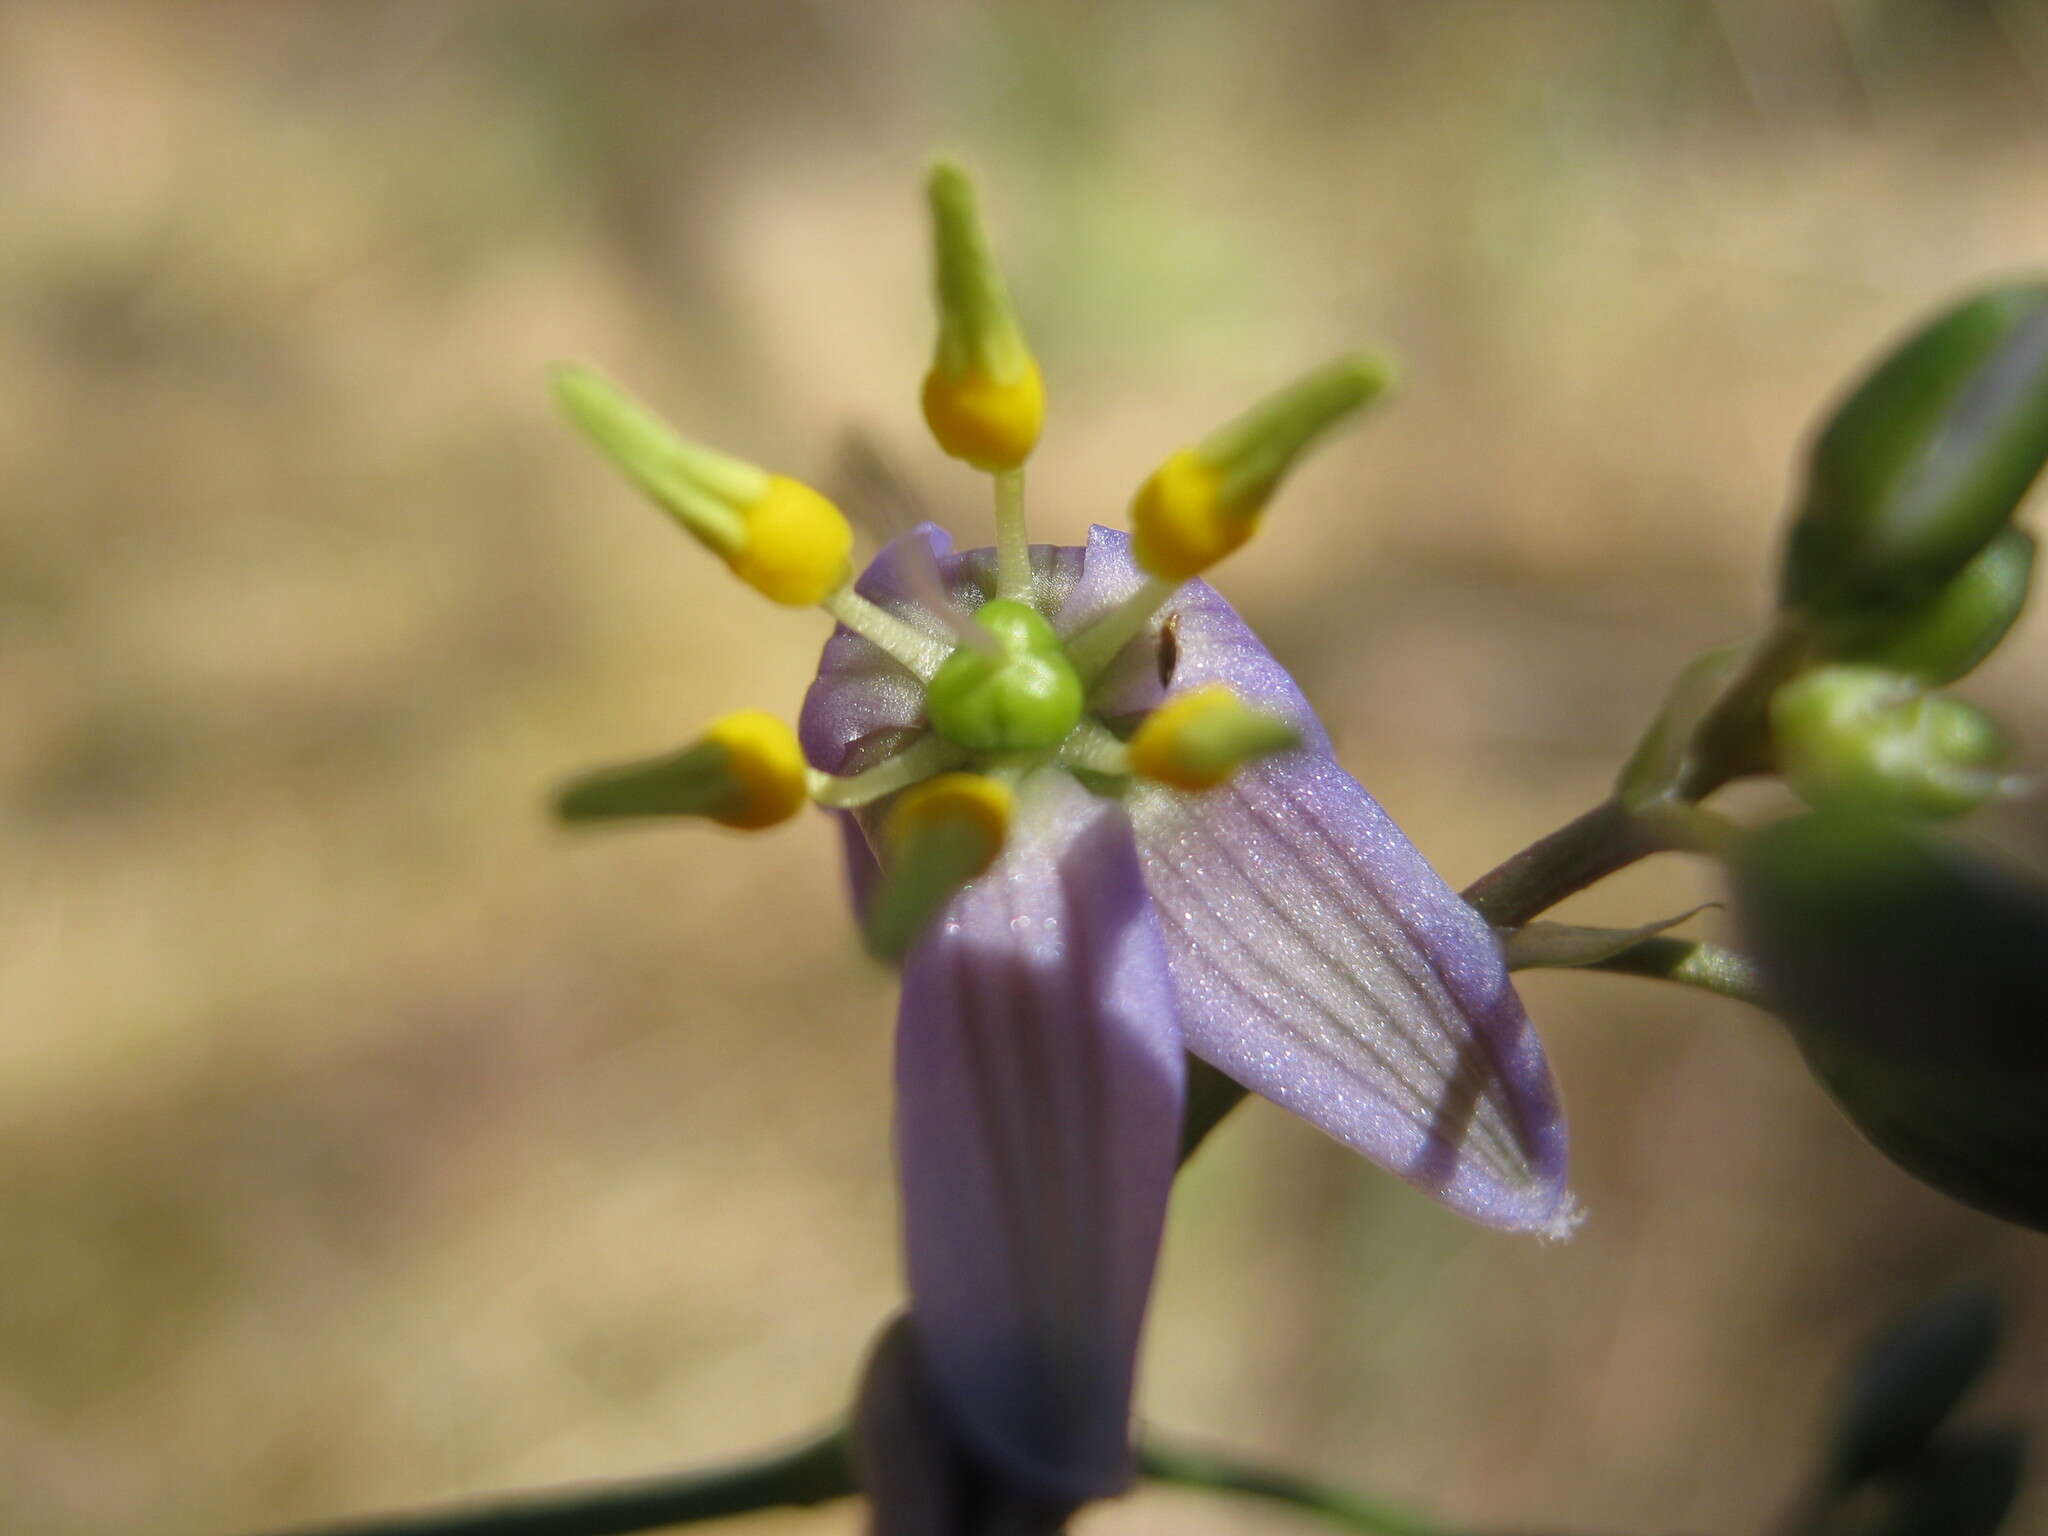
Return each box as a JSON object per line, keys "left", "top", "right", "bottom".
{"left": 1138, "top": 1436, "right": 1464, "bottom": 1536}
{"left": 1518, "top": 935, "right": 1767, "bottom": 1007}
{"left": 245, "top": 1427, "right": 854, "bottom": 1536}
{"left": 1460, "top": 798, "right": 1663, "bottom": 930}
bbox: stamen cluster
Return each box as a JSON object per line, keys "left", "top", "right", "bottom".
{"left": 552, "top": 162, "right": 1390, "bottom": 961}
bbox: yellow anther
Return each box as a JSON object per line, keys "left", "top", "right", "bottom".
{"left": 1127, "top": 685, "right": 1302, "bottom": 791}
{"left": 921, "top": 359, "right": 1045, "bottom": 475}
{"left": 883, "top": 771, "right": 1014, "bottom": 872}
{"left": 555, "top": 709, "right": 807, "bottom": 830}
{"left": 1128, "top": 353, "right": 1394, "bottom": 581}
{"left": 866, "top": 771, "right": 1017, "bottom": 961}
{"left": 702, "top": 710, "right": 811, "bottom": 828}
{"left": 922, "top": 162, "right": 1044, "bottom": 471}
{"left": 1129, "top": 450, "right": 1247, "bottom": 583}
{"left": 726, "top": 475, "right": 857, "bottom": 607}
{"left": 553, "top": 364, "right": 853, "bottom": 607}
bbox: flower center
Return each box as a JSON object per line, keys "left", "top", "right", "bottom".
{"left": 924, "top": 598, "right": 1086, "bottom": 754}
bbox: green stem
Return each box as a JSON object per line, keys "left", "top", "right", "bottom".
{"left": 248, "top": 1427, "right": 855, "bottom": 1536}
{"left": 1518, "top": 935, "right": 1767, "bottom": 1007}
{"left": 1461, "top": 799, "right": 1662, "bottom": 930}
{"left": 1138, "top": 1436, "right": 1464, "bottom": 1536}
{"left": 1571, "top": 936, "right": 1766, "bottom": 1005}
{"left": 1673, "top": 617, "right": 1811, "bottom": 801}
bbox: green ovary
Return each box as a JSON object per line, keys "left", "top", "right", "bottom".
{"left": 925, "top": 598, "right": 1086, "bottom": 753}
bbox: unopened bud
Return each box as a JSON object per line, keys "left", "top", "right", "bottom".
{"left": 1733, "top": 810, "right": 2048, "bottom": 1231}
{"left": 1819, "top": 527, "right": 2035, "bottom": 685}
{"left": 1128, "top": 685, "right": 1301, "bottom": 791}
{"left": 1782, "top": 281, "right": 2048, "bottom": 621}
{"left": 553, "top": 364, "right": 853, "bottom": 606}
{"left": 555, "top": 710, "right": 809, "bottom": 830}
{"left": 1129, "top": 354, "right": 1393, "bottom": 580}
{"left": 1771, "top": 667, "right": 2012, "bottom": 821}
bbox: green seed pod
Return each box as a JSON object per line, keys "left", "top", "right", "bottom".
{"left": 1828, "top": 1288, "right": 2004, "bottom": 1489}
{"left": 1819, "top": 528, "right": 2036, "bottom": 685}
{"left": 1733, "top": 812, "right": 2048, "bottom": 1231}
{"left": 1770, "top": 666, "right": 2012, "bottom": 821}
{"left": 1782, "top": 282, "right": 2048, "bottom": 622}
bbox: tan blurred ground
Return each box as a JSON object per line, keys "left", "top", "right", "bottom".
{"left": 3, "top": 3, "right": 2047, "bottom": 1533}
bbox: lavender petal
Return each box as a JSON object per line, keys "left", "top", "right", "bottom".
{"left": 1130, "top": 750, "right": 1571, "bottom": 1233}
{"left": 896, "top": 770, "right": 1185, "bottom": 1504}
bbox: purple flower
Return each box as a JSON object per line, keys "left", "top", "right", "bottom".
{"left": 553, "top": 165, "right": 1570, "bottom": 1532}
{"left": 804, "top": 525, "right": 1570, "bottom": 1516}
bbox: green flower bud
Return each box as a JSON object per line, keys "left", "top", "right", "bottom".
{"left": 1732, "top": 811, "right": 2048, "bottom": 1231}
{"left": 1782, "top": 282, "right": 2048, "bottom": 621}
{"left": 1819, "top": 528, "right": 2036, "bottom": 685}
{"left": 1771, "top": 666, "right": 2013, "bottom": 821}
{"left": 1828, "top": 1289, "right": 2004, "bottom": 1489}
{"left": 924, "top": 599, "right": 1085, "bottom": 752}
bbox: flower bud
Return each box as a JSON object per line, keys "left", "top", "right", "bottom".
{"left": 1770, "top": 666, "right": 2012, "bottom": 821}
{"left": 1128, "top": 354, "right": 1393, "bottom": 581}
{"left": 553, "top": 364, "right": 853, "bottom": 606}
{"left": 1781, "top": 281, "right": 2048, "bottom": 621}
{"left": 1827, "top": 1289, "right": 2003, "bottom": 1491}
{"left": 1818, "top": 527, "right": 2035, "bottom": 685}
{"left": 1732, "top": 811, "right": 2048, "bottom": 1230}
{"left": 922, "top": 163, "right": 1044, "bottom": 472}
{"left": 555, "top": 710, "right": 809, "bottom": 830}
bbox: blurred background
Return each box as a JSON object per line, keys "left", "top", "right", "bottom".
{"left": 3, "top": 2, "right": 2046, "bottom": 1532}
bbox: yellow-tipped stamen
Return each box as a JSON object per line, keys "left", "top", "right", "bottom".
{"left": 922, "top": 162, "right": 1045, "bottom": 483}
{"left": 553, "top": 364, "right": 854, "bottom": 607}
{"left": 1128, "top": 353, "right": 1395, "bottom": 582}
{"left": 820, "top": 587, "right": 953, "bottom": 679}
{"left": 556, "top": 710, "right": 808, "bottom": 830}
{"left": 1127, "top": 685, "right": 1302, "bottom": 791}
{"left": 866, "top": 772, "right": 1015, "bottom": 961}
{"left": 807, "top": 735, "right": 972, "bottom": 810}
